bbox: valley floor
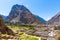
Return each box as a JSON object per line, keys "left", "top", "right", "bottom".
{"left": 1, "top": 24, "right": 60, "bottom": 40}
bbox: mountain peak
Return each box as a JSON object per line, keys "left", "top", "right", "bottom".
{"left": 12, "top": 4, "right": 23, "bottom": 8}
{"left": 12, "top": 4, "right": 29, "bottom": 11}
{"left": 7, "top": 4, "right": 46, "bottom": 24}
{"left": 48, "top": 12, "right": 60, "bottom": 25}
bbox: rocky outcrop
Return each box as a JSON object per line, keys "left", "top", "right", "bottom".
{"left": 0, "top": 16, "right": 15, "bottom": 35}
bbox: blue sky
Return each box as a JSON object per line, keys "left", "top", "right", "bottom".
{"left": 0, "top": 0, "right": 60, "bottom": 20}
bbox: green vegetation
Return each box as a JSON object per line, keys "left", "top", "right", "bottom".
{"left": 17, "top": 32, "right": 39, "bottom": 40}
{"left": 6, "top": 22, "right": 36, "bottom": 30}
{"left": 5, "top": 22, "right": 39, "bottom": 40}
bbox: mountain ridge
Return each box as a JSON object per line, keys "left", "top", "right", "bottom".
{"left": 48, "top": 12, "right": 60, "bottom": 25}
{"left": 2, "top": 4, "right": 46, "bottom": 24}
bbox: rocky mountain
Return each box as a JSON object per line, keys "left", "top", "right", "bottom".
{"left": 48, "top": 12, "right": 60, "bottom": 25}
{"left": 7, "top": 4, "right": 46, "bottom": 24}
{"left": 35, "top": 15, "right": 46, "bottom": 24}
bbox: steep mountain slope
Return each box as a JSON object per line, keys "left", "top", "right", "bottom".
{"left": 0, "top": 16, "right": 15, "bottom": 35}
{"left": 7, "top": 4, "right": 46, "bottom": 24}
{"left": 48, "top": 12, "right": 60, "bottom": 25}
{"left": 35, "top": 15, "right": 46, "bottom": 24}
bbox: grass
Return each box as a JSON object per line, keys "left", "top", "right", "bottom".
{"left": 4, "top": 23, "right": 39, "bottom": 40}
{"left": 17, "top": 32, "right": 39, "bottom": 40}
{"left": 0, "top": 29, "right": 39, "bottom": 40}
{"left": 6, "top": 23, "right": 39, "bottom": 40}
{"left": 28, "top": 37, "right": 38, "bottom": 40}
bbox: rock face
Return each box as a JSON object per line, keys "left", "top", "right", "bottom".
{"left": 0, "top": 16, "right": 14, "bottom": 35}
{"left": 48, "top": 12, "right": 60, "bottom": 25}
{"left": 7, "top": 4, "right": 46, "bottom": 24}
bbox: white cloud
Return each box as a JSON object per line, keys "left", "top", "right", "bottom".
{"left": 0, "top": 12, "right": 8, "bottom": 16}
{"left": 46, "top": 18, "right": 50, "bottom": 21}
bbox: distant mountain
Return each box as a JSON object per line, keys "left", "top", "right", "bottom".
{"left": 7, "top": 4, "right": 46, "bottom": 24}
{"left": 35, "top": 15, "right": 46, "bottom": 24}
{"left": 48, "top": 12, "right": 60, "bottom": 25}
{"left": 0, "top": 14, "right": 7, "bottom": 21}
